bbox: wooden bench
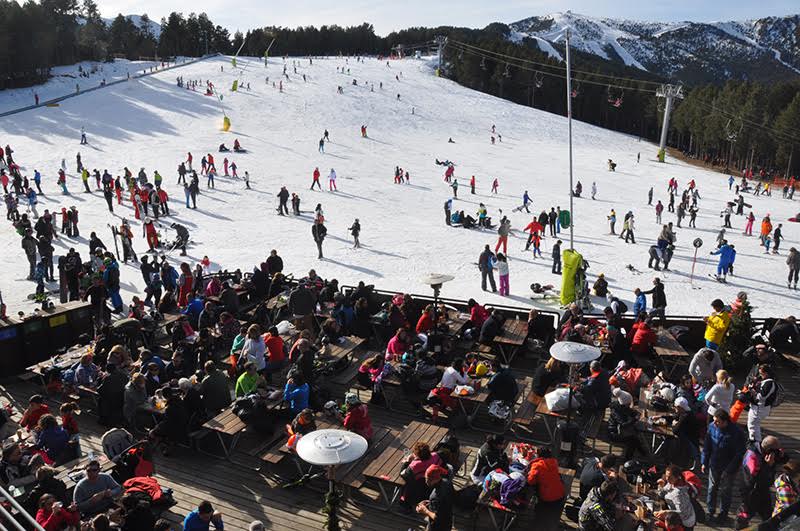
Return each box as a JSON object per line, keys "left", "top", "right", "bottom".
{"left": 477, "top": 467, "right": 575, "bottom": 531}
{"left": 512, "top": 389, "right": 543, "bottom": 442}
{"left": 362, "top": 420, "right": 449, "bottom": 510}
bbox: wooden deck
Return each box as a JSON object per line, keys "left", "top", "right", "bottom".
{"left": 4, "top": 349, "right": 800, "bottom": 530}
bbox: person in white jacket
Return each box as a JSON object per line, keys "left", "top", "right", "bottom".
{"left": 655, "top": 465, "right": 696, "bottom": 528}
{"left": 495, "top": 253, "right": 510, "bottom": 296}
{"left": 689, "top": 348, "right": 723, "bottom": 385}
{"left": 704, "top": 370, "right": 735, "bottom": 418}
{"left": 328, "top": 168, "right": 337, "bottom": 191}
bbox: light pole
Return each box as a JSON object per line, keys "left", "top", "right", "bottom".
{"left": 565, "top": 29, "right": 574, "bottom": 251}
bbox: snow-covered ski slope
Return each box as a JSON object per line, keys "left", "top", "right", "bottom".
{"left": 0, "top": 55, "right": 797, "bottom": 316}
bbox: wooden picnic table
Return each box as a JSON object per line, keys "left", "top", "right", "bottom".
{"left": 57, "top": 455, "right": 116, "bottom": 491}
{"left": 202, "top": 394, "right": 283, "bottom": 459}
{"left": 653, "top": 328, "right": 689, "bottom": 378}
{"left": 442, "top": 310, "right": 470, "bottom": 335}
{"left": 450, "top": 374, "right": 528, "bottom": 433}
{"left": 493, "top": 319, "right": 528, "bottom": 364}
{"left": 322, "top": 335, "right": 365, "bottom": 364}
{"left": 25, "top": 345, "right": 90, "bottom": 389}
{"left": 362, "top": 420, "right": 449, "bottom": 510}
{"left": 635, "top": 387, "right": 676, "bottom": 456}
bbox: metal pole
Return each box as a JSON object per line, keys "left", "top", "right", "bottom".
{"left": 658, "top": 88, "right": 674, "bottom": 157}
{"left": 0, "top": 485, "right": 44, "bottom": 530}
{"left": 565, "top": 29, "right": 574, "bottom": 251}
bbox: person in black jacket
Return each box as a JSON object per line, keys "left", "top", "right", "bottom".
{"left": 770, "top": 317, "right": 799, "bottom": 355}
{"left": 533, "top": 357, "right": 564, "bottom": 397}
{"left": 96, "top": 364, "right": 128, "bottom": 426}
{"left": 643, "top": 277, "right": 667, "bottom": 325}
{"left": 470, "top": 434, "right": 509, "bottom": 485}
{"left": 277, "top": 186, "right": 290, "bottom": 216}
{"left": 88, "top": 232, "right": 106, "bottom": 255}
{"left": 266, "top": 249, "right": 283, "bottom": 274}
{"left": 607, "top": 390, "right": 645, "bottom": 460}
{"left": 312, "top": 219, "right": 327, "bottom": 259}
{"left": 579, "top": 361, "right": 612, "bottom": 419}
{"left": 149, "top": 387, "right": 188, "bottom": 454}
{"left": 478, "top": 310, "right": 505, "bottom": 344}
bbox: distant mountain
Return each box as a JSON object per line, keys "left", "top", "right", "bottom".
{"left": 509, "top": 12, "right": 800, "bottom": 84}
{"left": 101, "top": 15, "right": 162, "bottom": 39}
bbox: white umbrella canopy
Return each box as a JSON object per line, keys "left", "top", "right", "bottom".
{"left": 549, "top": 341, "right": 601, "bottom": 365}
{"left": 295, "top": 429, "right": 368, "bottom": 466}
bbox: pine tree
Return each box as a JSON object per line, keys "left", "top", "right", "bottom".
{"left": 720, "top": 298, "right": 755, "bottom": 369}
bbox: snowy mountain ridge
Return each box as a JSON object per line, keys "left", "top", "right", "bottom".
{"left": 510, "top": 12, "right": 800, "bottom": 83}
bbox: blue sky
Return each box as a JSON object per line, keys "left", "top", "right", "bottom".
{"left": 99, "top": 0, "right": 799, "bottom": 35}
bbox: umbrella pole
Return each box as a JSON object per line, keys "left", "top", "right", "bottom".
{"left": 324, "top": 466, "right": 341, "bottom": 531}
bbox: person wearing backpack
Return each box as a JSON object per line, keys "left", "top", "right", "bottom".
{"left": 748, "top": 364, "right": 779, "bottom": 443}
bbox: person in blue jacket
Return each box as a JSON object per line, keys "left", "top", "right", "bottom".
{"left": 632, "top": 288, "right": 647, "bottom": 317}
{"left": 711, "top": 241, "right": 736, "bottom": 282}
{"left": 283, "top": 373, "right": 310, "bottom": 416}
{"left": 522, "top": 190, "right": 531, "bottom": 213}
{"left": 33, "top": 169, "right": 42, "bottom": 194}
{"left": 183, "top": 501, "right": 224, "bottom": 530}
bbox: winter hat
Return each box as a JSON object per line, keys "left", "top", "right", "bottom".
{"left": 425, "top": 464, "right": 447, "bottom": 482}
{"left": 674, "top": 397, "right": 691, "bottom": 412}
{"left": 344, "top": 393, "right": 361, "bottom": 406}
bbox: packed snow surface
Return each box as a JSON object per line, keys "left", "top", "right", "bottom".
{"left": 0, "top": 55, "right": 797, "bottom": 316}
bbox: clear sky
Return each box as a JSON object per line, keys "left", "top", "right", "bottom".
{"left": 98, "top": 0, "right": 799, "bottom": 35}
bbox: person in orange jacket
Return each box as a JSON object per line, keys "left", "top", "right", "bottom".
{"left": 630, "top": 318, "right": 657, "bottom": 355}
{"left": 760, "top": 215, "right": 773, "bottom": 246}
{"left": 524, "top": 219, "right": 543, "bottom": 251}
{"left": 527, "top": 446, "right": 566, "bottom": 523}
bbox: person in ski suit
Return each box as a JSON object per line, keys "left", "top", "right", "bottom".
{"left": 349, "top": 219, "right": 361, "bottom": 249}
{"left": 552, "top": 239, "right": 562, "bottom": 274}
{"left": 102, "top": 257, "right": 123, "bottom": 313}
{"left": 291, "top": 193, "right": 301, "bottom": 215}
{"left": 114, "top": 177, "right": 123, "bottom": 205}
{"left": 119, "top": 220, "right": 137, "bottom": 263}
{"left": 170, "top": 223, "right": 190, "bottom": 256}
{"left": 277, "top": 186, "right": 290, "bottom": 215}
{"left": 491, "top": 178, "right": 499, "bottom": 194}
{"left": 189, "top": 174, "right": 199, "bottom": 208}
{"left": 469, "top": 175, "right": 476, "bottom": 194}
{"left": 655, "top": 201, "right": 664, "bottom": 224}
{"left": 495, "top": 218, "right": 510, "bottom": 254}
{"left": 81, "top": 168, "right": 91, "bottom": 193}
{"left": 328, "top": 168, "right": 337, "bottom": 191}
{"left": 158, "top": 188, "right": 169, "bottom": 216}
{"left": 711, "top": 242, "right": 736, "bottom": 282}
{"left": 33, "top": 170, "right": 42, "bottom": 194}
{"left": 787, "top": 248, "right": 800, "bottom": 289}
{"left": 522, "top": 191, "right": 531, "bottom": 213}
{"left": 311, "top": 167, "right": 322, "bottom": 190}
{"left": 451, "top": 179, "right": 458, "bottom": 198}
{"left": 444, "top": 199, "right": 452, "bottom": 226}
{"left": 143, "top": 218, "right": 159, "bottom": 251}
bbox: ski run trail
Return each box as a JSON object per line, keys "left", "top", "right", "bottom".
{"left": 0, "top": 55, "right": 797, "bottom": 317}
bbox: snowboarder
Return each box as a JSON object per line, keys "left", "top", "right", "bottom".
{"left": 170, "top": 223, "right": 190, "bottom": 256}
{"left": 311, "top": 167, "right": 322, "bottom": 190}
{"left": 312, "top": 218, "right": 327, "bottom": 259}
{"left": 349, "top": 219, "right": 361, "bottom": 249}
{"left": 119, "top": 220, "right": 137, "bottom": 263}
{"left": 328, "top": 168, "right": 337, "bottom": 191}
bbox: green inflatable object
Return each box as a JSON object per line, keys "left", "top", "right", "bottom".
{"left": 558, "top": 209, "right": 571, "bottom": 229}
{"left": 560, "top": 249, "right": 583, "bottom": 306}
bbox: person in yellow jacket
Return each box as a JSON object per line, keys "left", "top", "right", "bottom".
{"left": 703, "top": 299, "right": 731, "bottom": 350}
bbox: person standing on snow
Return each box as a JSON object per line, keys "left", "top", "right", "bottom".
{"left": 478, "top": 245, "right": 497, "bottom": 293}
{"left": 470, "top": 175, "right": 476, "bottom": 194}
{"left": 648, "top": 186, "right": 653, "bottom": 206}
{"left": 444, "top": 198, "right": 453, "bottom": 226}
{"left": 277, "top": 186, "right": 290, "bottom": 216}
{"left": 591, "top": 182, "right": 597, "bottom": 200}
{"left": 312, "top": 218, "right": 327, "bottom": 259}
{"left": 328, "top": 168, "right": 337, "bottom": 191}
{"left": 349, "top": 219, "right": 361, "bottom": 249}
{"left": 655, "top": 201, "right": 664, "bottom": 224}
{"left": 522, "top": 190, "right": 531, "bottom": 213}
{"left": 552, "top": 239, "right": 562, "bottom": 275}
{"left": 491, "top": 178, "right": 499, "bottom": 194}
{"left": 143, "top": 217, "right": 159, "bottom": 251}
{"left": 451, "top": 179, "right": 458, "bottom": 198}
{"left": 711, "top": 241, "right": 736, "bottom": 282}
{"left": 319, "top": 138, "right": 325, "bottom": 153}
{"left": 495, "top": 217, "right": 510, "bottom": 254}
{"left": 548, "top": 208, "right": 557, "bottom": 237}
{"left": 119, "top": 220, "right": 137, "bottom": 263}
{"left": 773, "top": 224, "right": 783, "bottom": 254}
{"left": 607, "top": 209, "right": 617, "bottom": 235}
{"left": 744, "top": 212, "right": 755, "bottom": 236}
{"left": 787, "top": 247, "right": 800, "bottom": 289}
{"left": 189, "top": 174, "right": 199, "bottom": 209}
{"left": 311, "top": 167, "right": 322, "bottom": 190}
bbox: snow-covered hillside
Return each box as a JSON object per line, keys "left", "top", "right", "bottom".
{"left": 0, "top": 55, "right": 797, "bottom": 317}
{"left": 510, "top": 12, "right": 800, "bottom": 83}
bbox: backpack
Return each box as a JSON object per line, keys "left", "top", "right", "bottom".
{"left": 395, "top": 363, "right": 418, "bottom": 395}
{"left": 764, "top": 379, "right": 784, "bottom": 408}
{"left": 415, "top": 359, "right": 440, "bottom": 391}
{"left": 611, "top": 297, "right": 628, "bottom": 315}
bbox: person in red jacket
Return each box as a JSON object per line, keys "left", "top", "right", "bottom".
{"left": 35, "top": 494, "right": 80, "bottom": 531}
{"left": 262, "top": 326, "right": 286, "bottom": 379}
{"left": 158, "top": 188, "right": 169, "bottom": 216}
{"left": 20, "top": 395, "right": 50, "bottom": 431}
{"left": 342, "top": 393, "right": 373, "bottom": 441}
{"left": 142, "top": 218, "right": 158, "bottom": 251}
{"left": 311, "top": 167, "right": 321, "bottom": 190}
{"left": 177, "top": 262, "right": 193, "bottom": 307}
{"left": 416, "top": 305, "right": 434, "bottom": 335}
{"left": 524, "top": 219, "right": 544, "bottom": 251}
{"left": 630, "top": 318, "right": 657, "bottom": 355}
{"left": 527, "top": 447, "right": 566, "bottom": 524}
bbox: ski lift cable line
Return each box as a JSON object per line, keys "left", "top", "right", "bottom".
{"left": 448, "top": 42, "right": 659, "bottom": 94}
{"left": 448, "top": 39, "right": 667, "bottom": 87}
{"left": 693, "top": 100, "right": 800, "bottom": 144}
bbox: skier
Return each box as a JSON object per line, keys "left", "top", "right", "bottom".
{"left": 207, "top": 167, "right": 215, "bottom": 188}
{"left": 312, "top": 218, "right": 327, "bottom": 259}
{"left": 80, "top": 127, "right": 87, "bottom": 145}
{"left": 33, "top": 170, "right": 42, "bottom": 194}
{"left": 319, "top": 138, "right": 325, "bottom": 153}
{"left": 608, "top": 209, "right": 617, "bottom": 235}
{"left": 69, "top": 206, "right": 79, "bottom": 237}
{"left": 552, "top": 239, "right": 562, "bottom": 274}
{"left": 244, "top": 171, "right": 250, "bottom": 189}
{"left": 230, "top": 162, "right": 237, "bottom": 178}
{"left": 773, "top": 224, "right": 783, "bottom": 254}
{"left": 491, "top": 178, "right": 499, "bottom": 194}
{"left": 103, "top": 256, "right": 123, "bottom": 314}
{"left": 328, "top": 168, "right": 337, "bottom": 191}
{"left": 81, "top": 168, "right": 90, "bottom": 193}
{"left": 311, "top": 167, "right": 322, "bottom": 190}
{"left": 711, "top": 241, "right": 736, "bottom": 282}
{"left": 189, "top": 174, "right": 199, "bottom": 208}
{"left": 523, "top": 218, "right": 543, "bottom": 251}
{"left": 277, "top": 186, "right": 290, "bottom": 215}
{"left": 186, "top": 152, "right": 193, "bottom": 172}
{"left": 291, "top": 193, "right": 301, "bottom": 215}
{"left": 648, "top": 186, "right": 653, "bottom": 206}
{"left": 143, "top": 217, "right": 159, "bottom": 251}
{"left": 591, "top": 182, "right": 597, "bottom": 200}
{"left": 114, "top": 177, "right": 123, "bottom": 205}
{"left": 760, "top": 215, "right": 772, "bottom": 246}
{"left": 548, "top": 208, "right": 557, "bottom": 237}
{"left": 722, "top": 205, "right": 732, "bottom": 228}
{"left": 655, "top": 201, "right": 664, "bottom": 224}
{"left": 744, "top": 212, "right": 755, "bottom": 236}
{"left": 624, "top": 214, "right": 636, "bottom": 244}
{"left": 478, "top": 245, "right": 497, "bottom": 293}
{"left": 495, "top": 217, "right": 510, "bottom": 254}
{"left": 688, "top": 206, "right": 697, "bottom": 228}
{"left": 470, "top": 175, "right": 476, "bottom": 194}
{"left": 451, "top": 179, "right": 458, "bottom": 198}
{"left": 348, "top": 218, "right": 361, "bottom": 249}
{"left": 444, "top": 198, "right": 452, "bottom": 226}
{"left": 522, "top": 190, "right": 531, "bottom": 213}
{"left": 119, "top": 220, "right": 137, "bottom": 263}
{"left": 728, "top": 175, "right": 734, "bottom": 190}
{"left": 676, "top": 203, "right": 685, "bottom": 228}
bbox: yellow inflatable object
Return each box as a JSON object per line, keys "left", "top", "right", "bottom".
{"left": 222, "top": 116, "right": 231, "bottom": 132}
{"left": 231, "top": 80, "right": 238, "bottom": 92}
{"left": 560, "top": 249, "right": 583, "bottom": 306}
